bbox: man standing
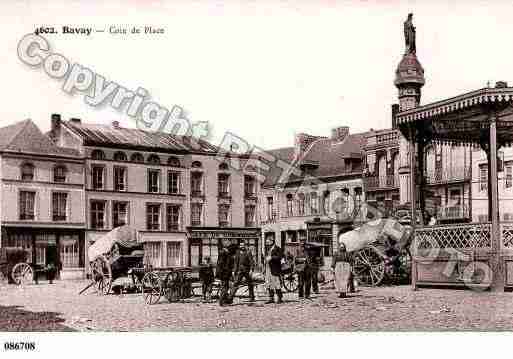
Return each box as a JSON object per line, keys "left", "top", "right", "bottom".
{"left": 264, "top": 237, "right": 283, "bottom": 304}
{"left": 295, "top": 240, "right": 311, "bottom": 299}
{"left": 216, "top": 238, "right": 234, "bottom": 306}
{"left": 308, "top": 245, "right": 323, "bottom": 295}
{"left": 229, "top": 241, "right": 255, "bottom": 302}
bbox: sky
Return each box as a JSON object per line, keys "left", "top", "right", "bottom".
{"left": 2, "top": 1, "right": 513, "bottom": 150}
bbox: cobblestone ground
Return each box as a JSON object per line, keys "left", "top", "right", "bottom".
{"left": 1, "top": 280, "right": 513, "bottom": 331}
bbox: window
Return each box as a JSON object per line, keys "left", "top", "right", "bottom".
{"left": 168, "top": 171, "right": 180, "bottom": 194}
{"left": 286, "top": 194, "right": 293, "bottom": 217}
{"left": 218, "top": 204, "right": 230, "bottom": 227}
{"left": 90, "top": 201, "right": 106, "bottom": 229}
{"left": 52, "top": 192, "right": 67, "bottom": 221}
{"left": 60, "top": 234, "right": 79, "bottom": 268}
{"left": 322, "top": 191, "right": 330, "bottom": 215}
{"left": 148, "top": 169, "right": 160, "bottom": 193}
{"left": 144, "top": 242, "right": 161, "bottom": 268}
{"left": 449, "top": 189, "right": 461, "bottom": 206}
{"left": 219, "top": 162, "right": 229, "bottom": 171}
{"left": 113, "top": 151, "right": 127, "bottom": 161}
{"left": 147, "top": 154, "right": 161, "bottom": 165}
{"left": 91, "top": 150, "right": 106, "bottom": 160}
{"left": 114, "top": 166, "right": 127, "bottom": 191}
{"left": 480, "top": 165, "right": 488, "bottom": 192}
{"left": 130, "top": 152, "right": 144, "bottom": 163}
{"left": 245, "top": 205, "right": 256, "bottom": 227}
{"left": 92, "top": 166, "right": 104, "bottom": 190}
{"left": 113, "top": 201, "right": 129, "bottom": 227}
{"left": 218, "top": 173, "right": 230, "bottom": 197}
{"left": 244, "top": 175, "right": 255, "bottom": 197}
{"left": 168, "top": 156, "right": 181, "bottom": 167}
{"left": 146, "top": 204, "right": 161, "bottom": 231}
{"left": 310, "top": 192, "right": 318, "bottom": 215}
{"left": 21, "top": 163, "right": 34, "bottom": 181}
{"left": 191, "top": 172, "right": 203, "bottom": 196}
{"left": 166, "top": 204, "right": 181, "bottom": 231}
{"left": 19, "top": 191, "right": 35, "bottom": 220}
{"left": 192, "top": 161, "right": 202, "bottom": 168}
{"left": 506, "top": 162, "right": 512, "bottom": 189}
{"left": 166, "top": 242, "right": 182, "bottom": 266}
{"left": 298, "top": 193, "right": 305, "bottom": 216}
{"left": 191, "top": 203, "right": 203, "bottom": 226}
{"left": 53, "top": 165, "right": 67, "bottom": 183}
{"left": 267, "top": 197, "right": 274, "bottom": 220}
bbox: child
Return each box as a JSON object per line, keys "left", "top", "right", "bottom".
{"left": 199, "top": 256, "right": 215, "bottom": 302}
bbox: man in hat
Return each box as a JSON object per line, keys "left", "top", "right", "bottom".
{"left": 264, "top": 237, "right": 284, "bottom": 304}
{"left": 229, "top": 241, "right": 255, "bottom": 302}
{"left": 295, "top": 239, "right": 312, "bottom": 299}
{"left": 216, "top": 238, "right": 234, "bottom": 306}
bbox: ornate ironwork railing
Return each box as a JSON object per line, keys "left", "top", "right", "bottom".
{"left": 425, "top": 166, "right": 471, "bottom": 184}
{"left": 436, "top": 205, "right": 470, "bottom": 221}
{"left": 415, "top": 223, "right": 492, "bottom": 249}
{"left": 364, "top": 174, "right": 399, "bottom": 190}
{"left": 376, "top": 131, "right": 399, "bottom": 145}
{"left": 501, "top": 222, "right": 513, "bottom": 248}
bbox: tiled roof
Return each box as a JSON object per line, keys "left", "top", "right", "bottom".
{"left": 261, "top": 133, "right": 366, "bottom": 188}
{"left": 63, "top": 121, "right": 219, "bottom": 154}
{"left": 0, "top": 119, "right": 80, "bottom": 157}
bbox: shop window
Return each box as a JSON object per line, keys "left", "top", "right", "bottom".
{"left": 168, "top": 156, "right": 181, "bottom": 167}
{"left": 91, "top": 150, "right": 106, "bottom": 160}
{"left": 144, "top": 242, "right": 161, "bottom": 268}
{"left": 147, "top": 169, "right": 160, "bottom": 193}
{"left": 7, "top": 234, "right": 32, "bottom": 263}
{"left": 168, "top": 171, "right": 180, "bottom": 194}
{"left": 191, "top": 203, "right": 203, "bottom": 227}
{"left": 166, "top": 204, "right": 181, "bottom": 231}
{"left": 166, "top": 242, "right": 182, "bottom": 267}
{"left": 90, "top": 201, "right": 106, "bottom": 229}
{"left": 218, "top": 204, "right": 230, "bottom": 227}
{"left": 52, "top": 192, "right": 67, "bottom": 221}
{"left": 21, "top": 163, "right": 34, "bottom": 181}
{"left": 130, "top": 152, "right": 144, "bottom": 163}
{"left": 113, "top": 201, "right": 129, "bottom": 227}
{"left": 200, "top": 238, "right": 219, "bottom": 266}
{"left": 60, "top": 235, "right": 79, "bottom": 268}
{"left": 53, "top": 165, "right": 67, "bottom": 183}
{"left": 114, "top": 166, "right": 127, "bottom": 191}
{"left": 19, "top": 191, "right": 35, "bottom": 220}
{"left": 146, "top": 204, "right": 161, "bottom": 231}
{"left": 147, "top": 154, "right": 161, "bottom": 165}
{"left": 91, "top": 166, "right": 104, "bottom": 190}
{"left": 113, "top": 151, "right": 127, "bottom": 161}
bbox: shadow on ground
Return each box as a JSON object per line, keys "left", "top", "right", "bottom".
{"left": 0, "top": 305, "right": 75, "bottom": 331}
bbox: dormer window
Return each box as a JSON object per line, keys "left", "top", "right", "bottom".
{"left": 130, "top": 152, "right": 144, "bottom": 163}
{"left": 168, "top": 156, "right": 181, "bottom": 167}
{"left": 91, "top": 150, "right": 106, "bottom": 160}
{"left": 113, "top": 151, "right": 127, "bottom": 161}
{"left": 147, "top": 154, "right": 161, "bottom": 165}
{"left": 21, "top": 163, "right": 34, "bottom": 181}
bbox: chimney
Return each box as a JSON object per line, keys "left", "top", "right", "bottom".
{"left": 331, "top": 126, "right": 349, "bottom": 142}
{"left": 391, "top": 104, "right": 400, "bottom": 128}
{"left": 112, "top": 120, "right": 120, "bottom": 128}
{"left": 49, "top": 114, "right": 61, "bottom": 144}
{"left": 70, "top": 117, "right": 81, "bottom": 125}
{"left": 496, "top": 81, "right": 508, "bottom": 88}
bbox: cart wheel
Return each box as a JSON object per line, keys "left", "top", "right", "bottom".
{"left": 12, "top": 263, "right": 33, "bottom": 285}
{"left": 91, "top": 256, "right": 112, "bottom": 295}
{"left": 353, "top": 246, "right": 385, "bottom": 287}
{"left": 281, "top": 272, "right": 298, "bottom": 292}
{"left": 164, "top": 272, "right": 182, "bottom": 302}
{"left": 142, "top": 272, "right": 162, "bottom": 305}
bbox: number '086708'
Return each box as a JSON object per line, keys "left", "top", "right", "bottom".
{"left": 4, "top": 342, "right": 36, "bottom": 351}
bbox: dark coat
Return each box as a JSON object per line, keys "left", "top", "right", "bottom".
{"left": 331, "top": 250, "right": 352, "bottom": 270}
{"left": 199, "top": 263, "right": 215, "bottom": 284}
{"left": 216, "top": 248, "right": 234, "bottom": 280}
{"left": 294, "top": 246, "right": 310, "bottom": 273}
{"left": 233, "top": 249, "right": 254, "bottom": 274}
{"left": 267, "top": 245, "right": 283, "bottom": 276}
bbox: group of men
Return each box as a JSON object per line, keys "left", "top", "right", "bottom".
{"left": 198, "top": 237, "right": 324, "bottom": 306}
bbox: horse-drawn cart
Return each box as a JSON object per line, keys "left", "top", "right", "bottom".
{"left": 0, "top": 247, "right": 33, "bottom": 285}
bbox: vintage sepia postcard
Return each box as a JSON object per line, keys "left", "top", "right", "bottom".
{"left": 0, "top": 1, "right": 512, "bottom": 358}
